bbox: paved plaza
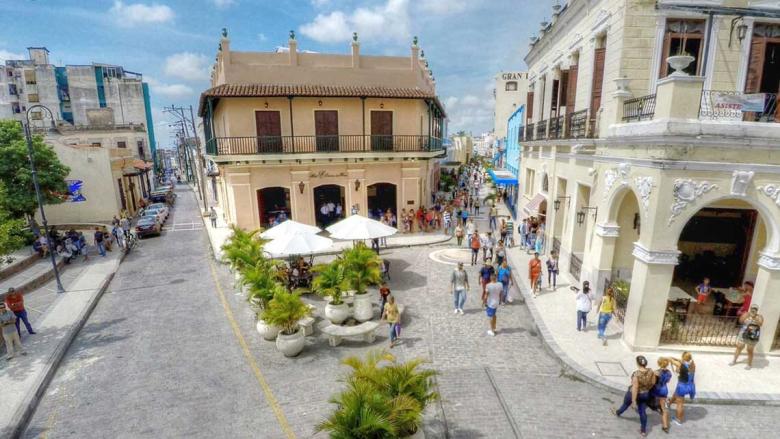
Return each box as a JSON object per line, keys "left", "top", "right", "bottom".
{"left": 18, "top": 186, "right": 780, "bottom": 438}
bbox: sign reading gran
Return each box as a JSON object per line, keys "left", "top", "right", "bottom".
{"left": 501, "top": 72, "right": 527, "bottom": 81}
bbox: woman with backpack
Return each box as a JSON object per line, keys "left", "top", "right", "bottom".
{"left": 613, "top": 355, "right": 656, "bottom": 437}
{"left": 730, "top": 306, "right": 764, "bottom": 369}
{"left": 666, "top": 352, "right": 696, "bottom": 426}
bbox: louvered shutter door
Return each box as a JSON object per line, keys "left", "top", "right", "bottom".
{"left": 590, "top": 48, "right": 606, "bottom": 115}
{"left": 567, "top": 64, "right": 578, "bottom": 109}
{"left": 745, "top": 37, "right": 766, "bottom": 93}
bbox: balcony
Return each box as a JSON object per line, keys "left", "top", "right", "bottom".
{"left": 535, "top": 119, "right": 548, "bottom": 139}
{"left": 699, "top": 90, "right": 778, "bottom": 123}
{"left": 205, "top": 135, "right": 444, "bottom": 156}
{"left": 524, "top": 122, "right": 535, "bottom": 141}
{"left": 622, "top": 94, "right": 656, "bottom": 122}
{"left": 522, "top": 109, "right": 594, "bottom": 143}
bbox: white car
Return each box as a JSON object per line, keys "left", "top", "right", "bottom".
{"left": 142, "top": 205, "right": 169, "bottom": 223}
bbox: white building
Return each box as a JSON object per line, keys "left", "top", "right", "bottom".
{"left": 493, "top": 71, "right": 528, "bottom": 142}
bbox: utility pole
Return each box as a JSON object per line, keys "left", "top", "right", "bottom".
{"left": 189, "top": 105, "right": 209, "bottom": 211}
{"left": 164, "top": 105, "right": 207, "bottom": 213}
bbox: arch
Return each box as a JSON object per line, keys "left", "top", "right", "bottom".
{"left": 603, "top": 182, "right": 642, "bottom": 226}
{"left": 610, "top": 188, "right": 642, "bottom": 281}
{"left": 313, "top": 184, "right": 346, "bottom": 227}
{"left": 256, "top": 186, "right": 291, "bottom": 227}
{"left": 367, "top": 182, "right": 397, "bottom": 221}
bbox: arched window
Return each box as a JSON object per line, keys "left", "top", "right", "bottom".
{"left": 505, "top": 81, "right": 518, "bottom": 91}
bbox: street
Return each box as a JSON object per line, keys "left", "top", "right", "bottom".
{"left": 23, "top": 186, "right": 780, "bottom": 438}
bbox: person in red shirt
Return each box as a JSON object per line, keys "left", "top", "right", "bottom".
{"left": 4, "top": 288, "right": 36, "bottom": 336}
{"left": 737, "top": 281, "right": 754, "bottom": 317}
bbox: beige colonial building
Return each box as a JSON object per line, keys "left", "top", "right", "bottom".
{"left": 518, "top": 0, "right": 780, "bottom": 352}
{"left": 494, "top": 71, "right": 528, "bottom": 141}
{"left": 199, "top": 31, "right": 446, "bottom": 229}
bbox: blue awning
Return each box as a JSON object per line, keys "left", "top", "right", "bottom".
{"left": 488, "top": 168, "right": 518, "bottom": 186}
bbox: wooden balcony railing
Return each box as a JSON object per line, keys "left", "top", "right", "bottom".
{"left": 206, "top": 135, "right": 444, "bottom": 156}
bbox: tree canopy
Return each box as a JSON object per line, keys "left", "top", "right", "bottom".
{"left": 0, "top": 120, "right": 70, "bottom": 219}
{"left": 0, "top": 182, "right": 27, "bottom": 260}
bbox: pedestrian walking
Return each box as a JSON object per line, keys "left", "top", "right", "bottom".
{"left": 546, "top": 252, "right": 559, "bottom": 289}
{"left": 120, "top": 216, "right": 130, "bottom": 236}
{"left": 481, "top": 231, "right": 495, "bottom": 261}
{"left": 528, "top": 252, "right": 542, "bottom": 297}
{"left": 730, "top": 306, "right": 764, "bottom": 369}
{"left": 479, "top": 260, "right": 495, "bottom": 300}
{"left": 210, "top": 207, "right": 218, "bottom": 227}
{"left": 381, "top": 295, "right": 401, "bottom": 348}
{"left": 597, "top": 287, "right": 616, "bottom": 345}
{"left": 461, "top": 208, "right": 469, "bottom": 227}
{"left": 497, "top": 261, "right": 513, "bottom": 304}
{"left": 455, "top": 223, "right": 464, "bottom": 246}
{"left": 484, "top": 273, "right": 503, "bottom": 336}
{"left": 667, "top": 352, "right": 696, "bottom": 426}
{"left": 519, "top": 219, "right": 528, "bottom": 250}
{"left": 114, "top": 225, "right": 126, "bottom": 249}
{"left": 613, "top": 355, "right": 656, "bottom": 437}
{"left": 465, "top": 219, "right": 475, "bottom": 243}
{"left": 473, "top": 197, "right": 480, "bottom": 215}
{"left": 443, "top": 209, "right": 452, "bottom": 235}
{"left": 379, "top": 282, "right": 391, "bottom": 317}
{"left": 534, "top": 228, "right": 545, "bottom": 254}
{"left": 489, "top": 204, "right": 498, "bottom": 231}
{"left": 450, "top": 262, "right": 469, "bottom": 315}
{"left": 495, "top": 241, "right": 506, "bottom": 266}
{"left": 652, "top": 358, "right": 673, "bottom": 434}
{"left": 4, "top": 288, "right": 35, "bottom": 336}
{"left": 0, "top": 302, "right": 26, "bottom": 359}
{"left": 573, "top": 281, "right": 592, "bottom": 331}
{"left": 469, "top": 232, "right": 481, "bottom": 266}
{"left": 94, "top": 227, "right": 106, "bottom": 257}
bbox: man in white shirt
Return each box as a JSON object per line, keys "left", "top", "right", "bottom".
{"left": 485, "top": 274, "right": 503, "bottom": 336}
{"left": 481, "top": 231, "right": 496, "bottom": 262}
{"left": 574, "top": 281, "right": 593, "bottom": 331}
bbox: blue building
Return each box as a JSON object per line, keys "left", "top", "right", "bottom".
{"left": 488, "top": 104, "right": 523, "bottom": 218}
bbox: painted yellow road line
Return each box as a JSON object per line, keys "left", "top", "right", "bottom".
{"left": 208, "top": 259, "right": 296, "bottom": 439}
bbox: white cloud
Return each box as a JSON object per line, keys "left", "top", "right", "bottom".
{"left": 145, "top": 76, "right": 194, "bottom": 99}
{"left": 211, "top": 0, "right": 235, "bottom": 8}
{"left": 0, "top": 49, "right": 24, "bottom": 61}
{"left": 258, "top": 33, "right": 268, "bottom": 42}
{"left": 310, "top": 0, "right": 330, "bottom": 6}
{"left": 163, "top": 52, "right": 210, "bottom": 81}
{"left": 109, "top": 1, "right": 175, "bottom": 27}
{"left": 418, "top": 0, "right": 468, "bottom": 14}
{"left": 300, "top": 0, "right": 410, "bottom": 44}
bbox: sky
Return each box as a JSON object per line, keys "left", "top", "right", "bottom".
{"left": 0, "top": 0, "right": 551, "bottom": 147}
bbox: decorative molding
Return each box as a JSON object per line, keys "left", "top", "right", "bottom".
{"left": 668, "top": 179, "right": 719, "bottom": 225}
{"left": 758, "top": 252, "right": 780, "bottom": 271}
{"left": 634, "top": 176, "right": 654, "bottom": 211}
{"left": 757, "top": 184, "right": 780, "bottom": 206}
{"left": 731, "top": 170, "right": 754, "bottom": 196}
{"left": 602, "top": 163, "right": 631, "bottom": 200}
{"left": 591, "top": 9, "right": 611, "bottom": 32}
{"left": 595, "top": 223, "right": 620, "bottom": 238}
{"left": 632, "top": 242, "right": 680, "bottom": 265}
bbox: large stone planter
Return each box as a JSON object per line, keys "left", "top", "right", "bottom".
{"left": 353, "top": 292, "right": 373, "bottom": 322}
{"left": 256, "top": 318, "right": 280, "bottom": 341}
{"left": 276, "top": 329, "right": 305, "bottom": 357}
{"left": 325, "top": 301, "right": 350, "bottom": 325}
{"left": 667, "top": 55, "right": 694, "bottom": 77}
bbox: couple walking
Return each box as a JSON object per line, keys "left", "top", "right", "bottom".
{"left": 450, "top": 262, "right": 511, "bottom": 336}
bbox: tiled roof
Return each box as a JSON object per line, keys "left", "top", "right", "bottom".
{"left": 198, "top": 83, "right": 446, "bottom": 116}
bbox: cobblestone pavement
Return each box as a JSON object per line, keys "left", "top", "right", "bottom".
{"left": 23, "top": 186, "right": 780, "bottom": 438}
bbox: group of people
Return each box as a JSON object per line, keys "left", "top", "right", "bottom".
{"left": 1, "top": 287, "right": 36, "bottom": 360}
{"left": 317, "top": 201, "right": 343, "bottom": 226}
{"left": 449, "top": 257, "right": 514, "bottom": 336}
{"left": 110, "top": 214, "right": 135, "bottom": 251}
{"left": 33, "top": 226, "right": 109, "bottom": 264}
{"left": 518, "top": 216, "right": 545, "bottom": 255}
{"left": 614, "top": 352, "right": 697, "bottom": 436}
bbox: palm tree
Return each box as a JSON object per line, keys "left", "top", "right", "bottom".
{"left": 341, "top": 243, "right": 382, "bottom": 295}
{"left": 312, "top": 261, "right": 347, "bottom": 305}
{"left": 261, "top": 290, "right": 310, "bottom": 335}
{"left": 221, "top": 226, "right": 266, "bottom": 273}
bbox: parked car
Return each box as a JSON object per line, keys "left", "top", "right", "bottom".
{"left": 141, "top": 205, "right": 169, "bottom": 223}
{"left": 150, "top": 190, "right": 175, "bottom": 204}
{"left": 135, "top": 216, "right": 162, "bottom": 238}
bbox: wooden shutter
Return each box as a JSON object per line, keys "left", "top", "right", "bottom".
{"left": 659, "top": 33, "right": 672, "bottom": 78}
{"left": 370, "top": 111, "right": 393, "bottom": 135}
{"left": 550, "top": 79, "right": 560, "bottom": 117}
{"left": 590, "top": 48, "right": 606, "bottom": 115}
{"left": 314, "top": 110, "right": 338, "bottom": 136}
{"left": 567, "top": 64, "right": 578, "bottom": 110}
{"left": 745, "top": 37, "right": 767, "bottom": 93}
{"left": 559, "top": 70, "right": 569, "bottom": 108}
{"left": 526, "top": 92, "right": 534, "bottom": 120}
{"left": 255, "top": 111, "right": 282, "bottom": 136}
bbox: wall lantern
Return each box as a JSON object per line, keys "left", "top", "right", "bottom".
{"left": 264, "top": 102, "right": 269, "bottom": 108}
{"left": 553, "top": 196, "right": 570, "bottom": 212}
{"left": 298, "top": 181, "right": 305, "bottom": 194}
{"left": 318, "top": 100, "right": 323, "bottom": 107}
{"left": 379, "top": 103, "right": 384, "bottom": 109}
{"left": 737, "top": 22, "right": 748, "bottom": 42}
{"left": 354, "top": 179, "right": 361, "bottom": 191}
{"left": 576, "top": 206, "right": 598, "bottom": 226}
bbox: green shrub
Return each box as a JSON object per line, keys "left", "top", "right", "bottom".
{"left": 261, "top": 291, "right": 310, "bottom": 335}
{"left": 312, "top": 260, "right": 348, "bottom": 305}
{"left": 341, "top": 243, "right": 382, "bottom": 295}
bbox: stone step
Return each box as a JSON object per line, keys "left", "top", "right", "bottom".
{"left": 0, "top": 256, "right": 65, "bottom": 300}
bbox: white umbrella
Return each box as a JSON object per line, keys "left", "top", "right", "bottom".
{"left": 260, "top": 220, "right": 322, "bottom": 240}
{"left": 325, "top": 214, "right": 397, "bottom": 240}
{"left": 265, "top": 231, "right": 333, "bottom": 257}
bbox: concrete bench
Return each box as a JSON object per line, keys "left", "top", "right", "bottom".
{"left": 298, "top": 316, "right": 316, "bottom": 336}
{"left": 321, "top": 321, "right": 380, "bottom": 347}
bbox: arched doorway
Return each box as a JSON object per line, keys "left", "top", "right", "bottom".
{"left": 313, "top": 184, "right": 345, "bottom": 227}
{"left": 604, "top": 189, "right": 642, "bottom": 324}
{"left": 661, "top": 198, "right": 767, "bottom": 347}
{"left": 257, "top": 187, "right": 291, "bottom": 228}
{"left": 367, "top": 183, "right": 397, "bottom": 221}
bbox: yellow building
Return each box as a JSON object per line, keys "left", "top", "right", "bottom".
{"left": 199, "top": 31, "right": 446, "bottom": 229}
{"left": 518, "top": 1, "right": 780, "bottom": 352}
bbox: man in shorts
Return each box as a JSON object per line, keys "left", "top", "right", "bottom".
{"left": 484, "top": 273, "right": 503, "bottom": 336}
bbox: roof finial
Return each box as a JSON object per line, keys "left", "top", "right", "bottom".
{"left": 221, "top": 27, "right": 228, "bottom": 38}
{"left": 352, "top": 32, "right": 358, "bottom": 42}
{"left": 420, "top": 50, "right": 425, "bottom": 59}
{"left": 289, "top": 30, "right": 296, "bottom": 40}
{"left": 413, "top": 36, "right": 418, "bottom": 46}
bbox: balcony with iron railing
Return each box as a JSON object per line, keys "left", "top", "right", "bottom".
{"left": 524, "top": 122, "right": 535, "bottom": 141}
{"left": 535, "top": 119, "right": 548, "bottom": 139}
{"left": 521, "top": 109, "right": 593, "bottom": 143}
{"left": 622, "top": 94, "right": 656, "bottom": 122}
{"left": 205, "top": 134, "right": 444, "bottom": 156}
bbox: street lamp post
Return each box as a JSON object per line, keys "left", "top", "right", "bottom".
{"left": 21, "top": 105, "right": 65, "bottom": 293}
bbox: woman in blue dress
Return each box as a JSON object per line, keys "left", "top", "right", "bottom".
{"left": 652, "top": 358, "right": 673, "bottom": 433}
{"left": 667, "top": 352, "right": 696, "bottom": 426}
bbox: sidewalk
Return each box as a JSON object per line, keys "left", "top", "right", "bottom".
{"left": 0, "top": 250, "right": 122, "bottom": 438}
{"left": 481, "top": 183, "right": 780, "bottom": 404}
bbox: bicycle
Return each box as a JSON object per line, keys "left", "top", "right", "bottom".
{"left": 125, "top": 232, "right": 139, "bottom": 254}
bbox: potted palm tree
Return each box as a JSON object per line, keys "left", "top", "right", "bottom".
{"left": 317, "top": 351, "right": 439, "bottom": 438}
{"left": 312, "top": 260, "right": 350, "bottom": 324}
{"left": 221, "top": 227, "right": 266, "bottom": 282}
{"left": 242, "top": 264, "right": 286, "bottom": 340}
{"left": 341, "top": 244, "right": 382, "bottom": 322}
{"left": 261, "top": 291, "right": 311, "bottom": 357}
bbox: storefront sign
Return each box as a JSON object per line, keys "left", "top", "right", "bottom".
{"left": 712, "top": 92, "right": 765, "bottom": 113}
{"left": 309, "top": 170, "right": 347, "bottom": 178}
{"left": 501, "top": 72, "right": 526, "bottom": 81}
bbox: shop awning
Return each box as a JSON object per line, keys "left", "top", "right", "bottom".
{"left": 488, "top": 168, "right": 518, "bottom": 186}
{"left": 523, "top": 193, "right": 548, "bottom": 218}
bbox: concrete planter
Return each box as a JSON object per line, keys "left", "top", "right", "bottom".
{"left": 276, "top": 329, "right": 305, "bottom": 357}
{"left": 667, "top": 55, "right": 694, "bottom": 76}
{"left": 353, "top": 292, "right": 373, "bottom": 322}
{"left": 256, "top": 318, "right": 280, "bottom": 341}
{"left": 325, "top": 301, "right": 350, "bottom": 325}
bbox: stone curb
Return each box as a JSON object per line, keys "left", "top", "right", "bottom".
{"left": 7, "top": 252, "right": 125, "bottom": 439}
{"left": 504, "top": 248, "right": 780, "bottom": 407}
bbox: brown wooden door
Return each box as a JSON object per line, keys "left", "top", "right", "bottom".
{"left": 255, "top": 111, "right": 282, "bottom": 153}
{"left": 315, "top": 110, "right": 339, "bottom": 152}
{"left": 590, "top": 48, "right": 606, "bottom": 135}
{"left": 550, "top": 79, "right": 560, "bottom": 118}
{"left": 526, "top": 92, "right": 534, "bottom": 120}
{"left": 566, "top": 64, "right": 578, "bottom": 109}
{"left": 371, "top": 111, "right": 393, "bottom": 151}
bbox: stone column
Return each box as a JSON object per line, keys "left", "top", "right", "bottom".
{"left": 586, "top": 222, "right": 620, "bottom": 296}
{"left": 622, "top": 242, "right": 680, "bottom": 350}
{"left": 753, "top": 253, "right": 780, "bottom": 353}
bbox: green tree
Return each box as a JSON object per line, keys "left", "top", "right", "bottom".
{"left": 0, "top": 120, "right": 70, "bottom": 220}
{"left": 0, "top": 182, "right": 28, "bottom": 262}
